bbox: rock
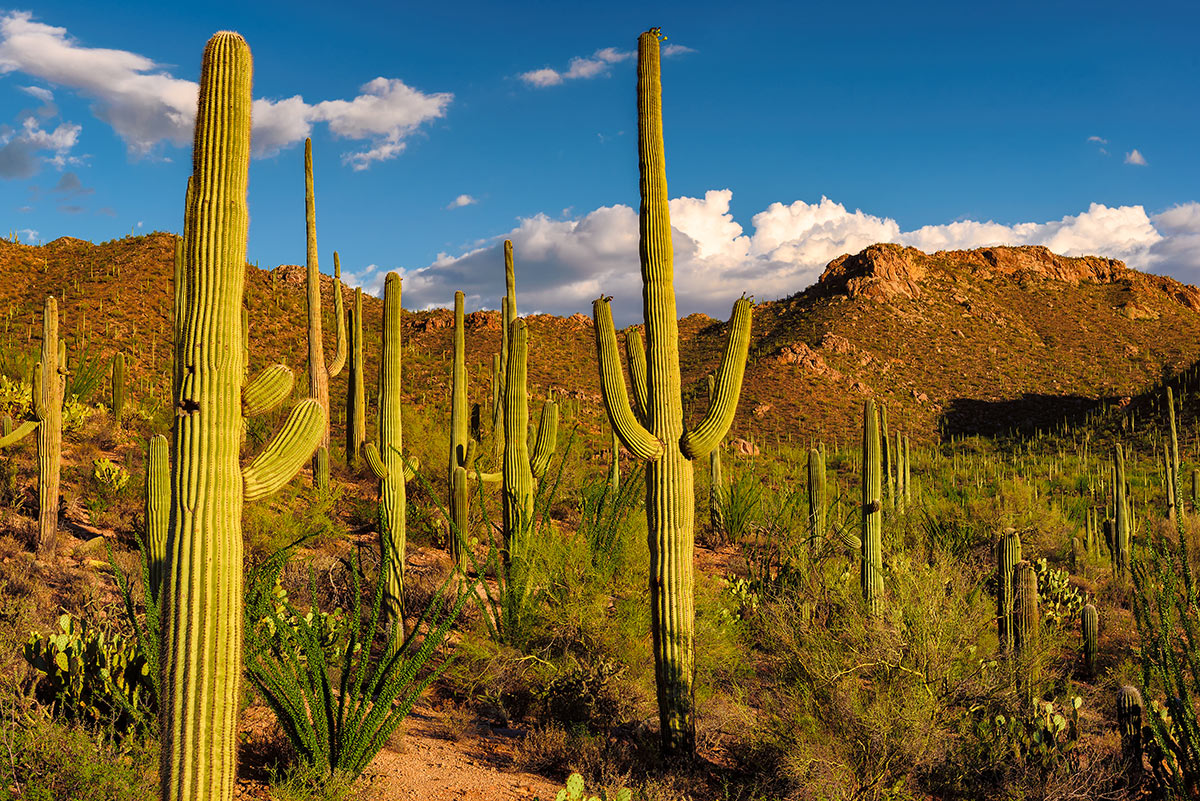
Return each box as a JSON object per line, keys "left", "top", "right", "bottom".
{"left": 820, "top": 333, "right": 853, "bottom": 353}
{"left": 565, "top": 312, "right": 592, "bottom": 328}
{"left": 731, "top": 438, "right": 759, "bottom": 456}
{"left": 913, "top": 390, "right": 929, "bottom": 403}
{"left": 465, "top": 310, "right": 499, "bottom": 331}
{"left": 776, "top": 342, "right": 842, "bottom": 380}
{"left": 1118, "top": 302, "right": 1159, "bottom": 321}
{"left": 819, "top": 244, "right": 926, "bottom": 302}
{"left": 753, "top": 403, "right": 771, "bottom": 418}
{"left": 852, "top": 381, "right": 870, "bottom": 394}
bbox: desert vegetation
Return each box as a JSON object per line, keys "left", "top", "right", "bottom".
{"left": 2, "top": 25, "right": 1200, "bottom": 801}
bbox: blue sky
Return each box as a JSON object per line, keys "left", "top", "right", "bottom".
{"left": 1, "top": 1, "right": 1197, "bottom": 323}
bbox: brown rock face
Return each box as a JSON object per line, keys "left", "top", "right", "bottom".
{"left": 820, "top": 244, "right": 926, "bottom": 301}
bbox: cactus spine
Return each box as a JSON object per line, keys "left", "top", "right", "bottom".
{"left": 861, "top": 400, "right": 883, "bottom": 615}
{"left": 997, "top": 529, "right": 1022, "bottom": 651}
{"left": 1012, "top": 558, "right": 1039, "bottom": 656}
{"left": 346, "top": 287, "right": 365, "bottom": 469}
{"left": 303, "top": 139, "right": 347, "bottom": 489}
{"left": 1113, "top": 444, "right": 1131, "bottom": 578}
{"left": 162, "top": 35, "right": 324, "bottom": 801}
{"left": 589, "top": 29, "right": 752, "bottom": 757}
{"left": 449, "top": 290, "right": 469, "bottom": 564}
{"left": 111, "top": 351, "right": 125, "bottom": 422}
{"left": 146, "top": 433, "right": 169, "bottom": 602}
{"left": 707, "top": 375, "right": 725, "bottom": 535}
{"left": 1117, "top": 685, "right": 1143, "bottom": 775}
{"left": 0, "top": 297, "right": 66, "bottom": 557}
{"left": 1081, "top": 602, "right": 1098, "bottom": 678}
{"left": 807, "top": 447, "right": 825, "bottom": 542}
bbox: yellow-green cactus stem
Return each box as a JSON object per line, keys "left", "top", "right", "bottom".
{"left": 146, "top": 434, "right": 169, "bottom": 602}
{"left": 111, "top": 351, "right": 125, "bottom": 422}
{"left": 1117, "top": 685, "right": 1143, "bottom": 775}
{"left": 626, "top": 328, "right": 649, "bottom": 422}
{"left": 241, "top": 364, "right": 294, "bottom": 417}
{"left": 346, "top": 287, "right": 366, "bottom": 469}
{"left": 1168, "top": 387, "right": 1180, "bottom": 519}
{"left": 1113, "top": 445, "right": 1130, "bottom": 578}
{"left": 302, "top": 139, "right": 348, "bottom": 489}
{"left": 1012, "top": 559, "right": 1039, "bottom": 656}
{"left": 880, "top": 403, "right": 892, "bottom": 507}
{"left": 609, "top": 428, "right": 620, "bottom": 494}
{"left": 588, "top": 29, "right": 752, "bottom": 757}
{"left": 707, "top": 375, "right": 725, "bottom": 535}
{"left": 1081, "top": 602, "right": 1098, "bottom": 678}
{"left": 807, "top": 447, "right": 825, "bottom": 542}
{"left": 29, "top": 296, "right": 65, "bottom": 557}
{"left": 162, "top": 33, "right": 325, "bottom": 801}
{"left": 448, "top": 290, "right": 469, "bottom": 565}
{"left": 861, "top": 399, "right": 883, "bottom": 615}
{"left": 996, "top": 529, "right": 1022, "bottom": 653}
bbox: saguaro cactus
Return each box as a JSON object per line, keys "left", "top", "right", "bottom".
{"left": 364, "top": 272, "right": 417, "bottom": 634}
{"left": 111, "top": 351, "right": 125, "bottom": 422}
{"left": 707, "top": 375, "right": 725, "bottom": 535}
{"left": 1012, "top": 559, "right": 1039, "bottom": 656}
{"left": 996, "top": 529, "right": 1022, "bottom": 651}
{"left": 880, "top": 403, "right": 892, "bottom": 506}
{"left": 1117, "top": 685, "right": 1143, "bottom": 776}
{"left": 609, "top": 428, "right": 621, "bottom": 494}
{"left": 861, "top": 400, "right": 883, "bottom": 615}
{"left": 0, "top": 296, "right": 65, "bottom": 558}
{"left": 448, "top": 291, "right": 470, "bottom": 564}
{"left": 1167, "top": 387, "right": 1181, "bottom": 519}
{"left": 346, "top": 287, "right": 366, "bottom": 469}
{"left": 590, "top": 29, "right": 752, "bottom": 756}
{"left": 161, "top": 34, "right": 325, "bottom": 801}
{"left": 303, "top": 139, "right": 348, "bottom": 489}
{"left": 1081, "top": 602, "right": 1098, "bottom": 678}
{"left": 807, "top": 447, "right": 825, "bottom": 542}
{"left": 145, "top": 434, "right": 169, "bottom": 602}
{"left": 1113, "top": 445, "right": 1131, "bottom": 578}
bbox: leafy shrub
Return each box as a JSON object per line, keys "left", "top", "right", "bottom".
{"left": 539, "top": 657, "right": 629, "bottom": 734}
{"left": 91, "top": 457, "right": 130, "bottom": 495}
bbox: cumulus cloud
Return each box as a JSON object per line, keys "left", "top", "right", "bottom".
{"left": 16, "top": 227, "right": 35, "bottom": 242}
{"left": 0, "top": 114, "right": 81, "bottom": 178}
{"left": 1125, "top": 149, "right": 1148, "bottom": 166}
{"left": 520, "top": 42, "right": 689, "bottom": 87}
{"left": 389, "top": 191, "right": 1200, "bottom": 324}
{"left": 446, "top": 194, "right": 477, "bottom": 209}
{"left": 0, "top": 11, "right": 451, "bottom": 166}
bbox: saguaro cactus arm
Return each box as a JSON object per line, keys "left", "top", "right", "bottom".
{"left": 593, "top": 298, "right": 663, "bottom": 461}
{"left": 242, "top": 399, "right": 325, "bottom": 502}
{"left": 529, "top": 399, "right": 559, "bottom": 479}
{"left": 626, "top": 328, "right": 649, "bottom": 422}
{"left": 242, "top": 364, "right": 294, "bottom": 417}
{"left": 0, "top": 420, "right": 37, "bottom": 448}
{"left": 363, "top": 443, "right": 419, "bottom": 483}
{"left": 328, "top": 253, "right": 347, "bottom": 377}
{"left": 679, "top": 296, "right": 752, "bottom": 460}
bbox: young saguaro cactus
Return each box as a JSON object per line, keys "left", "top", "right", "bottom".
{"left": 996, "top": 529, "right": 1022, "bottom": 652}
{"left": 807, "top": 446, "right": 825, "bottom": 543}
{"left": 1117, "top": 685, "right": 1144, "bottom": 776}
{"left": 590, "top": 29, "right": 752, "bottom": 756}
{"left": 364, "top": 272, "right": 418, "bottom": 635}
{"left": 861, "top": 399, "right": 883, "bottom": 615}
{"left": 111, "top": 351, "right": 125, "bottom": 422}
{"left": 0, "top": 296, "right": 65, "bottom": 558}
{"left": 1081, "top": 602, "right": 1098, "bottom": 678}
{"left": 302, "top": 139, "right": 348, "bottom": 489}
{"left": 1012, "top": 558, "right": 1039, "bottom": 656}
{"left": 1167, "top": 387, "right": 1181, "bottom": 519}
{"left": 161, "top": 33, "right": 325, "bottom": 801}
{"left": 1113, "top": 444, "right": 1131, "bottom": 578}
{"left": 448, "top": 290, "right": 470, "bottom": 564}
{"left": 145, "top": 434, "right": 169, "bottom": 602}
{"left": 346, "top": 287, "right": 366, "bottom": 469}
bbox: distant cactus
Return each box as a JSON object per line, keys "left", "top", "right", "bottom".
{"left": 1113, "top": 445, "right": 1131, "bottom": 578}
{"left": 1081, "top": 603, "right": 1098, "bottom": 678}
{"left": 807, "top": 446, "right": 825, "bottom": 542}
{"left": 302, "top": 140, "right": 348, "bottom": 489}
{"left": 589, "top": 29, "right": 753, "bottom": 757}
{"left": 996, "top": 529, "right": 1022, "bottom": 652}
{"left": 346, "top": 287, "right": 366, "bottom": 469}
{"left": 895, "top": 430, "right": 905, "bottom": 514}
{"left": 880, "top": 403, "right": 892, "bottom": 507}
{"left": 111, "top": 351, "right": 125, "bottom": 422}
{"left": 861, "top": 399, "right": 883, "bottom": 615}
{"left": 1168, "top": 387, "right": 1180, "bottom": 519}
{"left": 1117, "top": 685, "right": 1144, "bottom": 776}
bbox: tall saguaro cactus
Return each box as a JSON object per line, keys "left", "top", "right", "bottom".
{"left": 807, "top": 447, "right": 825, "bottom": 542}
{"left": 590, "top": 29, "right": 752, "bottom": 756}
{"left": 996, "top": 529, "right": 1022, "bottom": 652}
{"left": 111, "top": 351, "right": 126, "bottom": 422}
{"left": 346, "top": 287, "right": 366, "bottom": 469}
{"left": 448, "top": 290, "right": 470, "bottom": 564}
{"left": 707, "top": 374, "right": 725, "bottom": 535}
{"left": 1113, "top": 444, "right": 1131, "bottom": 578}
{"left": 303, "top": 139, "right": 348, "bottom": 489}
{"left": 162, "top": 34, "right": 325, "bottom": 801}
{"left": 0, "top": 296, "right": 65, "bottom": 558}
{"left": 861, "top": 399, "right": 883, "bottom": 615}
{"left": 1081, "top": 602, "right": 1098, "bottom": 678}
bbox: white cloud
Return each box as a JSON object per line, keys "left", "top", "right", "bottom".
{"left": 1125, "top": 149, "right": 1148, "bottom": 166}
{"left": 520, "top": 42, "right": 689, "bottom": 88}
{"left": 1087, "top": 135, "right": 1107, "bottom": 145}
{"left": 446, "top": 194, "right": 477, "bottom": 209}
{"left": 0, "top": 11, "right": 451, "bottom": 167}
{"left": 16, "top": 227, "right": 36, "bottom": 242}
{"left": 389, "top": 190, "right": 1200, "bottom": 324}
{"left": 0, "top": 115, "right": 81, "bottom": 177}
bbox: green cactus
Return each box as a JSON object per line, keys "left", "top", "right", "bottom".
{"left": 1012, "top": 558, "right": 1039, "bottom": 656}
{"left": 346, "top": 286, "right": 366, "bottom": 469}
{"left": 449, "top": 290, "right": 470, "bottom": 565}
{"left": 1168, "top": 387, "right": 1180, "bottom": 520}
{"left": 707, "top": 374, "right": 725, "bottom": 535}
{"left": 364, "top": 272, "right": 419, "bottom": 638}
{"left": 861, "top": 399, "right": 883, "bottom": 615}
{"left": 893, "top": 429, "right": 905, "bottom": 514}
{"left": 302, "top": 139, "right": 348, "bottom": 489}
{"left": 589, "top": 29, "right": 753, "bottom": 756}
{"left": 880, "top": 403, "right": 892, "bottom": 507}
{"left": 996, "top": 529, "right": 1022, "bottom": 652}
{"left": 1113, "top": 445, "right": 1131, "bottom": 578}
{"left": 903, "top": 434, "right": 912, "bottom": 505}
{"left": 146, "top": 434, "right": 169, "bottom": 602}
{"left": 1081, "top": 602, "right": 1098, "bottom": 678}
{"left": 807, "top": 446, "right": 825, "bottom": 543}
{"left": 609, "top": 427, "right": 621, "bottom": 494}
{"left": 111, "top": 351, "right": 125, "bottom": 422}
{"left": 161, "top": 34, "right": 326, "bottom": 801}
{"left": 1117, "top": 684, "right": 1143, "bottom": 775}
{"left": 0, "top": 296, "right": 66, "bottom": 557}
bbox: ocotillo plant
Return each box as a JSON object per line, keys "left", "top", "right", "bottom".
{"left": 0, "top": 296, "right": 64, "bottom": 558}
{"left": 1012, "top": 559, "right": 1039, "bottom": 657}
{"left": 707, "top": 374, "right": 725, "bottom": 535}
{"left": 861, "top": 399, "right": 883, "bottom": 615}
{"left": 364, "top": 272, "right": 418, "bottom": 636}
{"left": 145, "top": 434, "right": 169, "bottom": 602}
{"left": 1113, "top": 444, "right": 1131, "bottom": 578}
{"left": 161, "top": 33, "right": 325, "bottom": 801}
{"left": 111, "top": 351, "right": 125, "bottom": 422}
{"left": 996, "top": 529, "right": 1022, "bottom": 652}
{"left": 346, "top": 287, "right": 365, "bottom": 469}
{"left": 807, "top": 447, "right": 825, "bottom": 542}
{"left": 589, "top": 28, "right": 752, "bottom": 758}
{"left": 302, "top": 139, "right": 348, "bottom": 489}
{"left": 448, "top": 291, "right": 470, "bottom": 564}
{"left": 1117, "top": 685, "right": 1144, "bottom": 776}
{"left": 1081, "top": 602, "right": 1098, "bottom": 678}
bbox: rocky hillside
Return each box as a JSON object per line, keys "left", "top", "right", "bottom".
{"left": 2, "top": 233, "right": 1200, "bottom": 456}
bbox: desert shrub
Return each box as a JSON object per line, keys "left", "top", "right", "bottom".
{"left": 0, "top": 718, "right": 158, "bottom": 801}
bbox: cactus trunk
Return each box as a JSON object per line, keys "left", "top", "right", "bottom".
{"left": 996, "top": 529, "right": 1022, "bottom": 652}
{"left": 807, "top": 447, "right": 825, "bottom": 543}
{"left": 111, "top": 351, "right": 125, "bottom": 422}
{"left": 1081, "top": 603, "right": 1098, "bottom": 678}
{"left": 376, "top": 272, "right": 407, "bottom": 633}
{"left": 1012, "top": 559, "right": 1039, "bottom": 656}
{"left": 449, "top": 290, "right": 468, "bottom": 565}
{"left": 346, "top": 287, "right": 365, "bottom": 469}
{"left": 146, "top": 434, "right": 169, "bottom": 602}
{"left": 32, "top": 297, "right": 64, "bottom": 558}
{"left": 861, "top": 400, "right": 883, "bottom": 615}
{"left": 1113, "top": 445, "right": 1130, "bottom": 578}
